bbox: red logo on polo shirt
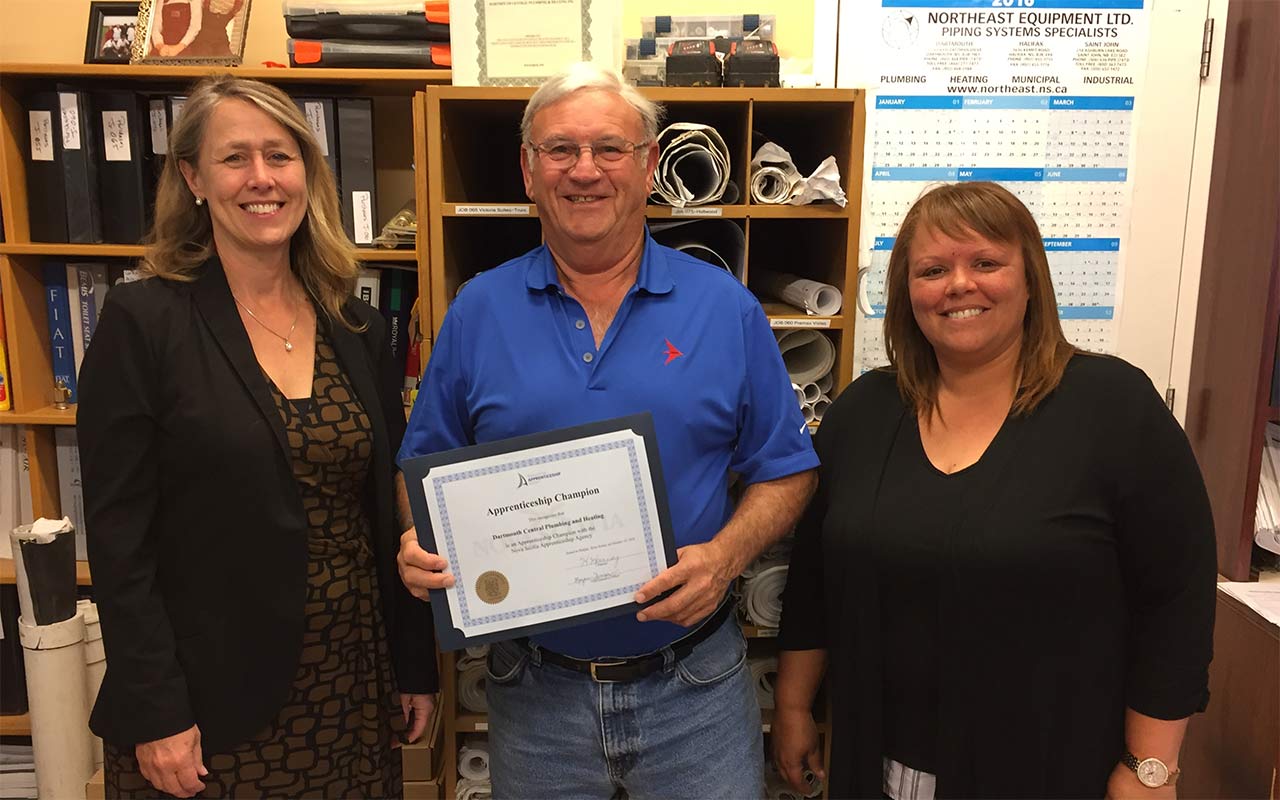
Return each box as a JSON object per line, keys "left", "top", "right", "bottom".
{"left": 663, "top": 339, "right": 684, "bottom": 365}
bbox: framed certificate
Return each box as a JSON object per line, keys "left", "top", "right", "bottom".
{"left": 400, "top": 413, "right": 677, "bottom": 650}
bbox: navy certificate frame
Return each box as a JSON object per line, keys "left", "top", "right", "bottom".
{"left": 399, "top": 413, "right": 677, "bottom": 651}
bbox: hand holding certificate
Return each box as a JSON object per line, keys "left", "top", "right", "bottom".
{"left": 399, "top": 414, "right": 677, "bottom": 649}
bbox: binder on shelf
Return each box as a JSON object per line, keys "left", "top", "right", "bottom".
{"left": 293, "top": 97, "right": 340, "bottom": 185}
{"left": 336, "top": 98, "right": 378, "bottom": 246}
{"left": 24, "top": 91, "right": 71, "bottom": 243}
{"left": 91, "top": 89, "right": 155, "bottom": 244}
{"left": 66, "top": 264, "right": 86, "bottom": 375}
{"left": 56, "top": 86, "right": 104, "bottom": 244}
{"left": 42, "top": 261, "right": 78, "bottom": 403}
{"left": 54, "top": 428, "right": 88, "bottom": 561}
{"left": 355, "top": 268, "right": 382, "bottom": 309}
{"left": 73, "top": 263, "right": 109, "bottom": 360}
{"left": 1, "top": 427, "right": 19, "bottom": 538}
{"left": 378, "top": 266, "right": 418, "bottom": 364}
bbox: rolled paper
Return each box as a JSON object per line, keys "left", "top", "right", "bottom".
{"left": 775, "top": 330, "right": 837, "bottom": 387}
{"left": 457, "top": 661, "right": 489, "bottom": 713}
{"left": 813, "top": 396, "right": 831, "bottom": 422}
{"left": 651, "top": 123, "right": 731, "bottom": 207}
{"left": 742, "top": 564, "right": 788, "bottom": 628}
{"left": 752, "top": 270, "right": 843, "bottom": 316}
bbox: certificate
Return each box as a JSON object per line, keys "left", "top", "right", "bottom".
{"left": 400, "top": 414, "right": 676, "bottom": 650}
{"left": 449, "top": 0, "right": 621, "bottom": 87}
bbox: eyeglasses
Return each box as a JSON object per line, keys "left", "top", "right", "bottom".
{"left": 527, "top": 138, "right": 648, "bottom": 169}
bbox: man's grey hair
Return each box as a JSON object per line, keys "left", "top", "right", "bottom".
{"left": 520, "top": 62, "right": 663, "bottom": 147}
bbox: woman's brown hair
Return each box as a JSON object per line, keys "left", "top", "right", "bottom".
{"left": 142, "top": 74, "right": 361, "bottom": 329}
{"left": 882, "top": 181, "right": 1075, "bottom": 417}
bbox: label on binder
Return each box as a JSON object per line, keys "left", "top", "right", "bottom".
{"left": 304, "top": 102, "right": 329, "bottom": 156}
{"left": 29, "top": 111, "right": 54, "bottom": 162}
{"left": 59, "top": 94, "right": 82, "bottom": 150}
{"left": 150, "top": 100, "right": 168, "bottom": 155}
{"left": 671, "top": 207, "right": 722, "bottom": 217}
{"left": 770, "top": 318, "right": 832, "bottom": 329}
{"left": 455, "top": 205, "right": 532, "bottom": 216}
{"left": 353, "top": 191, "right": 374, "bottom": 244}
{"left": 102, "top": 111, "right": 132, "bottom": 162}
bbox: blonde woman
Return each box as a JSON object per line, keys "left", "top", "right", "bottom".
{"left": 78, "top": 75, "right": 436, "bottom": 798}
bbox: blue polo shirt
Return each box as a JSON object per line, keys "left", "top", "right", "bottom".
{"left": 399, "top": 232, "right": 818, "bottom": 658}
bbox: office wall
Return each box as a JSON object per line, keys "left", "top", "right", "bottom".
{"left": 0, "top": 2, "right": 814, "bottom": 66}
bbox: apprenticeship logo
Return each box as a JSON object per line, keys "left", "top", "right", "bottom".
{"left": 517, "top": 473, "right": 529, "bottom": 488}
{"left": 663, "top": 339, "right": 684, "bottom": 365}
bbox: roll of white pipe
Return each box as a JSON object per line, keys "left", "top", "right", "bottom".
{"left": 801, "top": 383, "right": 821, "bottom": 404}
{"left": 743, "top": 565, "right": 789, "bottom": 628}
{"left": 813, "top": 396, "right": 831, "bottom": 422}
{"left": 775, "top": 330, "right": 837, "bottom": 387}
{"left": 753, "top": 271, "right": 843, "bottom": 316}
{"left": 749, "top": 656, "right": 778, "bottom": 709}
{"left": 79, "top": 599, "right": 106, "bottom": 770}
{"left": 19, "top": 612, "right": 93, "bottom": 800}
{"left": 801, "top": 403, "right": 816, "bottom": 424}
{"left": 456, "top": 777, "right": 493, "bottom": 800}
{"left": 458, "top": 741, "right": 490, "bottom": 781}
{"left": 457, "top": 661, "right": 489, "bottom": 713}
{"left": 816, "top": 372, "right": 833, "bottom": 395}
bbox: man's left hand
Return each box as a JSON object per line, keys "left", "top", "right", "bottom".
{"left": 634, "top": 540, "right": 737, "bottom": 627}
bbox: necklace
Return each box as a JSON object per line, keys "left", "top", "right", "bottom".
{"left": 233, "top": 291, "right": 301, "bottom": 352}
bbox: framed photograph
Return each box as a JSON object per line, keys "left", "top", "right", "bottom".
{"left": 130, "top": 0, "right": 252, "bottom": 66}
{"left": 85, "top": 3, "right": 141, "bottom": 65}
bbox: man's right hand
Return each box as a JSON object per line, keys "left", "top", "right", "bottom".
{"left": 135, "top": 724, "right": 207, "bottom": 798}
{"left": 397, "top": 527, "right": 455, "bottom": 600}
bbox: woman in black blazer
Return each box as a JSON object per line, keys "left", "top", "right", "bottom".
{"left": 77, "top": 75, "right": 437, "bottom": 798}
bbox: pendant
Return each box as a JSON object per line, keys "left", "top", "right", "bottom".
{"left": 284, "top": 340, "right": 294, "bottom": 352}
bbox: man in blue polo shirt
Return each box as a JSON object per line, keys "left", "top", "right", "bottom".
{"left": 397, "top": 62, "right": 817, "bottom": 799}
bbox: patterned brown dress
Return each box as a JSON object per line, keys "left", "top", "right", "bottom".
{"left": 105, "top": 324, "right": 405, "bottom": 798}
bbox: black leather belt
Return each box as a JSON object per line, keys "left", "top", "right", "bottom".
{"left": 525, "top": 600, "right": 734, "bottom": 683}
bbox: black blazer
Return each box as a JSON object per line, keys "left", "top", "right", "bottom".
{"left": 77, "top": 257, "right": 437, "bottom": 752}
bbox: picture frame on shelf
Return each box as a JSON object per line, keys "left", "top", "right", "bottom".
{"left": 130, "top": 0, "right": 252, "bottom": 66}
{"left": 84, "top": 3, "right": 141, "bottom": 65}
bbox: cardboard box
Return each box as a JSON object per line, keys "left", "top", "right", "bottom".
{"left": 86, "top": 767, "right": 105, "bottom": 800}
{"left": 401, "top": 706, "right": 443, "bottom": 781}
{"left": 403, "top": 778, "right": 443, "bottom": 800}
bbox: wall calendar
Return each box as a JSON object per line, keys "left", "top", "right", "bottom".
{"left": 855, "top": 0, "right": 1151, "bottom": 374}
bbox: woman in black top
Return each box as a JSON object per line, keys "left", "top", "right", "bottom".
{"left": 772, "top": 182, "right": 1215, "bottom": 799}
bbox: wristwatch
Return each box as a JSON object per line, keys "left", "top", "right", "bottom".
{"left": 1122, "top": 751, "right": 1180, "bottom": 788}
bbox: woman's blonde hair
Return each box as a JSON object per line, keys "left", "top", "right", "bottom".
{"left": 882, "top": 181, "right": 1075, "bottom": 417}
{"left": 143, "top": 74, "right": 360, "bottom": 328}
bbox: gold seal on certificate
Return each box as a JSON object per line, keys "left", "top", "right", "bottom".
{"left": 475, "top": 571, "right": 510, "bottom": 604}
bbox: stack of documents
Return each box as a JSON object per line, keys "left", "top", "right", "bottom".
{"left": 0, "top": 745, "right": 35, "bottom": 800}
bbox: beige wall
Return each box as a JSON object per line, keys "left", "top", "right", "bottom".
{"left": 0, "top": 1, "right": 811, "bottom": 65}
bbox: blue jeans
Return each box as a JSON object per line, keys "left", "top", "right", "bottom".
{"left": 485, "top": 615, "right": 765, "bottom": 799}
